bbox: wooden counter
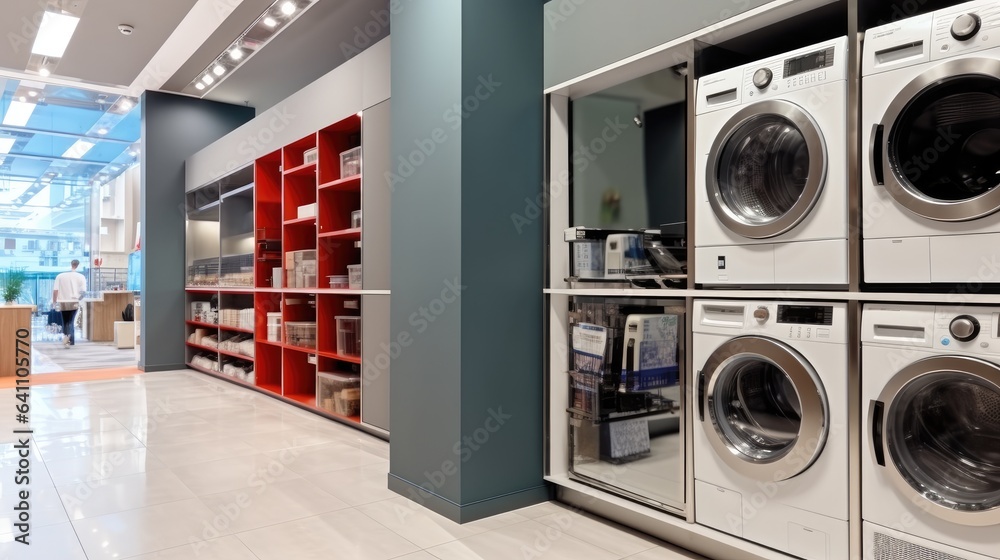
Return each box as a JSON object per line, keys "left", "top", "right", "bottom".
{"left": 0, "top": 305, "right": 35, "bottom": 377}
{"left": 83, "top": 292, "right": 134, "bottom": 342}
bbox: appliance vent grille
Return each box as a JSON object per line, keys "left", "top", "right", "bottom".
{"left": 873, "top": 532, "right": 964, "bottom": 560}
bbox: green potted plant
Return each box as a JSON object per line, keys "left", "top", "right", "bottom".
{"left": 2, "top": 267, "right": 27, "bottom": 304}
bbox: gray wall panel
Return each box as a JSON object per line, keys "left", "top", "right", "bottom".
{"left": 362, "top": 99, "right": 391, "bottom": 291}
{"left": 389, "top": 0, "right": 465, "bottom": 505}
{"left": 362, "top": 294, "right": 391, "bottom": 431}
{"left": 543, "top": 0, "right": 771, "bottom": 88}
{"left": 140, "top": 92, "right": 254, "bottom": 371}
{"left": 459, "top": 0, "right": 545, "bottom": 505}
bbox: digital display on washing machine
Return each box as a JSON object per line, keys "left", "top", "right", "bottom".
{"left": 783, "top": 47, "right": 834, "bottom": 77}
{"left": 777, "top": 305, "right": 833, "bottom": 325}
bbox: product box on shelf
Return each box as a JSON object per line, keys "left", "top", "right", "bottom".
{"left": 351, "top": 210, "right": 361, "bottom": 229}
{"left": 191, "top": 302, "right": 214, "bottom": 323}
{"left": 266, "top": 312, "right": 282, "bottom": 342}
{"left": 347, "top": 265, "right": 362, "bottom": 290}
{"left": 286, "top": 321, "right": 317, "bottom": 348}
{"left": 336, "top": 316, "right": 361, "bottom": 356}
{"left": 340, "top": 147, "right": 361, "bottom": 177}
{"left": 297, "top": 203, "right": 317, "bottom": 219}
{"left": 303, "top": 147, "right": 318, "bottom": 165}
{"left": 317, "top": 371, "right": 361, "bottom": 416}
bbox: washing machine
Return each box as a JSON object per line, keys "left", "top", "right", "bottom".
{"left": 694, "top": 37, "right": 848, "bottom": 287}
{"left": 862, "top": 304, "right": 1000, "bottom": 559}
{"left": 693, "top": 300, "right": 849, "bottom": 560}
{"left": 862, "top": 1, "right": 1000, "bottom": 284}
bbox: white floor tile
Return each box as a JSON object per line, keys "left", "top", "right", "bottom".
{"left": 122, "top": 535, "right": 259, "bottom": 560}
{"left": 171, "top": 453, "right": 302, "bottom": 496}
{"left": 0, "top": 485, "right": 67, "bottom": 533}
{"left": 265, "top": 442, "right": 386, "bottom": 477}
{"left": 239, "top": 427, "right": 342, "bottom": 453}
{"left": 425, "top": 520, "right": 621, "bottom": 560}
{"left": 305, "top": 462, "right": 397, "bottom": 506}
{"left": 44, "top": 448, "right": 166, "bottom": 486}
{"left": 147, "top": 437, "right": 258, "bottom": 468}
{"left": 198, "top": 477, "right": 349, "bottom": 532}
{"left": 36, "top": 428, "right": 145, "bottom": 461}
{"left": 535, "top": 509, "right": 659, "bottom": 557}
{"left": 236, "top": 509, "right": 420, "bottom": 560}
{"left": 0, "top": 522, "right": 87, "bottom": 560}
{"left": 514, "top": 501, "right": 573, "bottom": 519}
{"left": 56, "top": 469, "right": 195, "bottom": 520}
{"left": 358, "top": 497, "right": 526, "bottom": 549}
{"left": 72, "top": 498, "right": 229, "bottom": 560}
{"left": 624, "top": 545, "right": 709, "bottom": 560}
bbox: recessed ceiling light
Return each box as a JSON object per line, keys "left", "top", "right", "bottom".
{"left": 281, "top": 2, "right": 295, "bottom": 15}
{"left": 63, "top": 140, "right": 95, "bottom": 159}
{"left": 213, "top": 65, "right": 225, "bottom": 76}
{"left": 2, "top": 101, "right": 37, "bottom": 127}
{"left": 18, "top": 96, "right": 26, "bottom": 103}
{"left": 0, "top": 138, "right": 15, "bottom": 154}
{"left": 28, "top": 91, "right": 37, "bottom": 98}
{"left": 263, "top": 17, "right": 277, "bottom": 27}
{"left": 229, "top": 48, "right": 243, "bottom": 61}
{"left": 38, "top": 67, "right": 51, "bottom": 77}
{"left": 129, "top": 150, "right": 137, "bottom": 157}
{"left": 195, "top": 82, "right": 205, "bottom": 91}
{"left": 202, "top": 74, "right": 215, "bottom": 85}
{"left": 31, "top": 11, "right": 81, "bottom": 58}
{"left": 119, "top": 99, "right": 133, "bottom": 111}
{"left": 41, "top": 176, "right": 51, "bottom": 183}
{"left": 97, "top": 128, "right": 108, "bottom": 135}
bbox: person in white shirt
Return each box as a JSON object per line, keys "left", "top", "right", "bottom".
{"left": 53, "top": 259, "right": 87, "bottom": 347}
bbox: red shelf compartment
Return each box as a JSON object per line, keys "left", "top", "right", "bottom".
{"left": 282, "top": 133, "right": 318, "bottom": 171}
{"left": 317, "top": 115, "right": 361, "bottom": 185}
{"left": 317, "top": 236, "right": 361, "bottom": 283}
{"left": 284, "top": 216, "right": 317, "bottom": 227}
{"left": 283, "top": 161, "right": 317, "bottom": 177}
{"left": 283, "top": 173, "right": 318, "bottom": 222}
{"left": 282, "top": 347, "right": 316, "bottom": 405}
{"left": 317, "top": 294, "right": 361, "bottom": 357}
{"left": 318, "top": 227, "right": 361, "bottom": 240}
{"left": 318, "top": 188, "right": 360, "bottom": 235}
{"left": 255, "top": 341, "right": 282, "bottom": 391}
{"left": 317, "top": 351, "right": 362, "bottom": 365}
{"left": 318, "top": 175, "right": 361, "bottom": 192}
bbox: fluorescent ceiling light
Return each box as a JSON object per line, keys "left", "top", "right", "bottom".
{"left": 202, "top": 74, "right": 215, "bottom": 85}
{"left": 27, "top": 91, "right": 37, "bottom": 98}
{"left": 97, "top": 128, "right": 108, "bottom": 135}
{"left": 281, "top": 2, "right": 295, "bottom": 15}
{"left": 263, "top": 17, "right": 277, "bottom": 27}
{"left": 195, "top": 82, "right": 205, "bottom": 90}
{"left": 230, "top": 48, "right": 243, "bottom": 60}
{"left": 119, "top": 99, "right": 133, "bottom": 111}
{"left": 39, "top": 67, "right": 51, "bottom": 77}
{"left": 3, "top": 101, "right": 37, "bottom": 127}
{"left": 31, "top": 12, "right": 80, "bottom": 58}
{"left": 62, "top": 140, "right": 95, "bottom": 159}
{"left": 18, "top": 96, "right": 26, "bottom": 103}
{"left": 213, "top": 65, "right": 225, "bottom": 76}
{"left": 0, "top": 138, "right": 16, "bottom": 153}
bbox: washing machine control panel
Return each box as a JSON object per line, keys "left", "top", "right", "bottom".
{"left": 933, "top": 307, "right": 1000, "bottom": 353}
{"left": 694, "top": 300, "right": 847, "bottom": 343}
{"left": 740, "top": 40, "right": 845, "bottom": 99}
{"left": 931, "top": 0, "right": 1000, "bottom": 59}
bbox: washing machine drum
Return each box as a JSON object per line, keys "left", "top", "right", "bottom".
{"left": 707, "top": 100, "right": 828, "bottom": 239}
{"left": 699, "top": 335, "right": 830, "bottom": 482}
{"left": 874, "top": 60, "right": 1000, "bottom": 221}
{"left": 872, "top": 355, "right": 1000, "bottom": 526}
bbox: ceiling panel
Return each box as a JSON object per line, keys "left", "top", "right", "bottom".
{"left": 0, "top": 3, "right": 47, "bottom": 74}
{"left": 55, "top": 0, "right": 200, "bottom": 87}
{"left": 203, "top": 0, "right": 389, "bottom": 111}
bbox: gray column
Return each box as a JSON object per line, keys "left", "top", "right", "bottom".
{"left": 140, "top": 92, "right": 254, "bottom": 372}
{"left": 388, "top": 0, "right": 547, "bottom": 522}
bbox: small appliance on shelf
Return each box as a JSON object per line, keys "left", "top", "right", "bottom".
{"left": 564, "top": 223, "right": 687, "bottom": 288}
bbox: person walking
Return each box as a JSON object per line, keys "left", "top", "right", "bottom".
{"left": 53, "top": 259, "right": 87, "bottom": 347}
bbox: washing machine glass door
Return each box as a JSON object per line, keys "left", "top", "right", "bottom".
{"left": 699, "top": 336, "right": 829, "bottom": 481}
{"left": 875, "top": 59, "right": 1000, "bottom": 221}
{"left": 707, "top": 100, "right": 827, "bottom": 239}
{"left": 871, "top": 355, "right": 1000, "bottom": 527}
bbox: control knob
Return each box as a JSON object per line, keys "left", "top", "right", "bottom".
{"left": 752, "top": 68, "right": 773, "bottom": 89}
{"left": 951, "top": 13, "right": 981, "bottom": 41}
{"left": 949, "top": 315, "right": 981, "bottom": 342}
{"left": 753, "top": 306, "right": 770, "bottom": 324}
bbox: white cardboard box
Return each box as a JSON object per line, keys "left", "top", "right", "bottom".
{"left": 297, "top": 203, "right": 317, "bottom": 219}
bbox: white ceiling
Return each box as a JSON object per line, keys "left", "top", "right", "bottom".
{"left": 0, "top": 0, "right": 388, "bottom": 111}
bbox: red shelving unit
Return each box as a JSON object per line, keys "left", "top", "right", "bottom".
{"left": 187, "top": 113, "right": 378, "bottom": 433}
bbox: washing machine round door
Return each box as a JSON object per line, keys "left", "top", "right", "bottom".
{"left": 706, "top": 100, "right": 827, "bottom": 239}
{"left": 873, "top": 59, "right": 1000, "bottom": 221}
{"left": 699, "top": 336, "right": 829, "bottom": 481}
{"left": 870, "top": 355, "right": 1000, "bottom": 526}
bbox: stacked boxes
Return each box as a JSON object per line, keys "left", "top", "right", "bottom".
{"left": 285, "top": 250, "right": 317, "bottom": 288}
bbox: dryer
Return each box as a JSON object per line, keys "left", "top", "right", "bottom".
{"left": 862, "top": 304, "right": 1000, "bottom": 560}
{"left": 862, "top": 1, "right": 1000, "bottom": 284}
{"left": 693, "top": 300, "right": 849, "bottom": 560}
{"left": 695, "top": 38, "right": 848, "bottom": 287}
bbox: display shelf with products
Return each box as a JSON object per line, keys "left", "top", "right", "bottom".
{"left": 185, "top": 108, "right": 390, "bottom": 437}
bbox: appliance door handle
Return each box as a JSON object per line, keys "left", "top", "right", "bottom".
{"left": 697, "top": 370, "right": 705, "bottom": 421}
{"left": 871, "top": 400, "right": 886, "bottom": 467}
{"left": 625, "top": 338, "right": 635, "bottom": 390}
{"left": 871, "top": 124, "right": 885, "bottom": 185}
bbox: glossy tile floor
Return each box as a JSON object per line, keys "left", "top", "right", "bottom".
{"left": 0, "top": 371, "right": 706, "bottom": 560}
